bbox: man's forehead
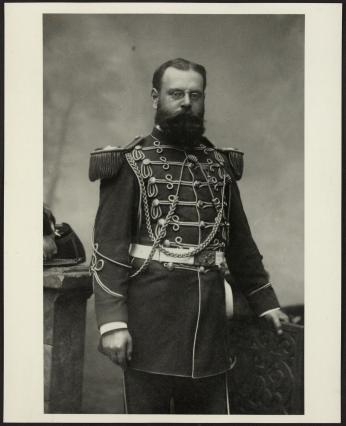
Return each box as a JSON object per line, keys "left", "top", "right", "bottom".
{"left": 161, "top": 67, "right": 204, "bottom": 90}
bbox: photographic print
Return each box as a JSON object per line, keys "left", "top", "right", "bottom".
{"left": 4, "top": 3, "right": 341, "bottom": 423}
{"left": 43, "top": 13, "right": 304, "bottom": 415}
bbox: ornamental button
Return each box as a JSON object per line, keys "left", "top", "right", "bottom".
{"left": 149, "top": 177, "right": 156, "bottom": 183}
{"left": 152, "top": 198, "right": 160, "bottom": 207}
{"left": 158, "top": 218, "right": 166, "bottom": 226}
{"left": 200, "top": 221, "right": 206, "bottom": 229}
{"left": 135, "top": 145, "right": 142, "bottom": 150}
{"left": 143, "top": 158, "right": 151, "bottom": 165}
{"left": 166, "top": 262, "right": 175, "bottom": 271}
{"left": 199, "top": 266, "right": 206, "bottom": 273}
{"left": 197, "top": 200, "right": 204, "bottom": 208}
{"left": 163, "top": 239, "right": 171, "bottom": 247}
{"left": 193, "top": 181, "right": 200, "bottom": 188}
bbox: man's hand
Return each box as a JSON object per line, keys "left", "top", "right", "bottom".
{"left": 99, "top": 329, "right": 133, "bottom": 368}
{"left": 263, "top": 309, "right": 289, "bottom": 335}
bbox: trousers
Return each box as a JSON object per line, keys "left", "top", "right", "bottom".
{"left": 123, "top": 368, "right": 230, "bottom": 414}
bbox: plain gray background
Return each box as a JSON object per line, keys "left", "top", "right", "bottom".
{"left": 43, "top": 14, "right": 304, "bottom": 412}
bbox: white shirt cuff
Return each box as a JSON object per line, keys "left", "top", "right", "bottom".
{"left": 100, "top": 321, "right": 128, "bottom": 335}
{"left": 258, "top": 307, "right": 280, "bottom": 318}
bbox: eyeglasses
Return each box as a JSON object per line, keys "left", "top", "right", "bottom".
{"left": 168, "top": 89, "right": 204, "bottom": 101}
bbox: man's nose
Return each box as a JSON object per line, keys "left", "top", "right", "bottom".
{"left": 181, "top": 92, "right": 191, "bottom": 108}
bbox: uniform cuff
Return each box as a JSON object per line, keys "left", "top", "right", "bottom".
{"left": 100, "top": 321, "right": 128, "bottom": 335}
{"left": 246, "top": 282, "right": 280, "bottom": 316}
{"left": 258, "top": 307, "right": 280, "bottom": 318}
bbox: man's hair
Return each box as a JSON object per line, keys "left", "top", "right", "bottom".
{"left": 152, "top": 58, "right": 207, "bottom": 91}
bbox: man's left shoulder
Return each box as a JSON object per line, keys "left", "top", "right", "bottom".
{"left": 202, "top": 137, "right": 244, "bottom": 181}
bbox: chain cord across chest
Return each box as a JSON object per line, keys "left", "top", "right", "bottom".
{"left": 125, "top": 147, "right": 228, "bottom": 277}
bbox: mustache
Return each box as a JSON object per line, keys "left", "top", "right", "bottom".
{"left": 170, "top": 109, "right": 201, "bottom": 118}
{"left": 165, "top": 109, "right": 203, "bottom": 121}
{"left": 160, "top": 111, "right": 204, "bottom": 129}
{"left": 160, "top": 113, "right": 205, "bottom": 134}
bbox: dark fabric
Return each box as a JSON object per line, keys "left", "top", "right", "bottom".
{"left": 124, "top": 368, "right": 228, "bottom": 414}
{"left": 91, "top": 128, "right": 280, "bottom": 377}
{"left": 127, "top": 260, "right": 230, "bottom": 377}
{"left": 226, "top": 182, "right": 279, "bottom": 315}
{"left": 93, "top": 160, "right": 140, "bottom": 325}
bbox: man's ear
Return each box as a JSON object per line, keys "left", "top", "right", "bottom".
{"left": 151, "top": 88, "right": 159, "bottom": 109}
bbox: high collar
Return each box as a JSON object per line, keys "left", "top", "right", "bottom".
{"left": 151, "top": 125, "right": 165, "bottom": 142}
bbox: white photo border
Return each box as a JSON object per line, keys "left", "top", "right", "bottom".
{"left": 4, "top": 2, "right": 342, "bottom": 423}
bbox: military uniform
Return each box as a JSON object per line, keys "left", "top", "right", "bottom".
{"left": 89, "top": 126, "right": 280, "bottom": 412}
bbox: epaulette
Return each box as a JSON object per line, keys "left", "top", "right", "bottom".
{"left": 217, "top": 147, "right": 244, "bottom": 180}
{"left": 89, "top": 136, "right": 144, "bottom": 181}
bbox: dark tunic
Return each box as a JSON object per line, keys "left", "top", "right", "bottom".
{"left": 90, "top": 127, "right": 280, "bottom": 378}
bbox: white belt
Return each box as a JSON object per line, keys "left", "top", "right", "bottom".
{"left": 129, "top": 243, "right": 225, "bottom": 267}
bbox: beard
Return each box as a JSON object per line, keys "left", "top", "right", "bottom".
{"left": 155, "top": 104, "right": 205, "bottom": 147}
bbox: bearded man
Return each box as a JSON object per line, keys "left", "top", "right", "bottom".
{"left": 89, "top": 58, "right": 288, "bottom": 414}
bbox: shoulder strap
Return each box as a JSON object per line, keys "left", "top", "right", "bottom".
{"left": 88, "top": 136, "right": 144, "bottom": 181}
{"left": 217, "top": 147, "right": 244, "bottom": 180}
{"left": 201, "top": 136, "right": 244, "bottom": 180}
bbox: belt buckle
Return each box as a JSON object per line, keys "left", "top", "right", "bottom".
{"left": 195, "top": 250, "right": 215, "bottom": 267}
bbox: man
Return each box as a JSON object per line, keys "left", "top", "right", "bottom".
{"left": 89, "top": 58, "right": 288, "bottom": 414}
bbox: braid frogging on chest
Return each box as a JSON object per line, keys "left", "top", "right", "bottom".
{"left": 126, "top": 140, "right": 230, "bottom": 276}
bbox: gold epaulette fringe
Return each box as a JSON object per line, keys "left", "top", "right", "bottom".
{"left": 217, "top": 147, "right": 244, "bottom": 180}
{"left": 89, "top": 148, "right": 125, "bottom": 181}
{"left": 88, "top": 136, "right": 144, "bottom": 181}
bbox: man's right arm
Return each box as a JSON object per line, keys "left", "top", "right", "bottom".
{"left": 91, "top": 159, "right": 139, "bottom": 360}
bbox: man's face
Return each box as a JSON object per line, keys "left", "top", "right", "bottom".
{"left": 152, "top": 67, "right": 206, "bottom": 145}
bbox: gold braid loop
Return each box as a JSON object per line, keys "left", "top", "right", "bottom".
{"left": 158, "top": 173, "right": 226, "bottom": 258}
{"left": 126, "top": 152, "right": 181, "bottom": 277}
{"left": 125, "top": 149, "right": 228, "bottom": 275}
{"left": 129, "top": 193, "right": 179, "bottom": 278}
{"left": 126, "top": 153, "right": 156, "bottom": 241}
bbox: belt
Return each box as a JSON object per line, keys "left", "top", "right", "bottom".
{"left": 129, "top": 243, "right": 225, "bottom": 267}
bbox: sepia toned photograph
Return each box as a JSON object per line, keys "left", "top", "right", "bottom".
{"left": 43, "top": 13, "right": 304, "bottom": 415}
{"left": 3, "top": 2, "right": 342, "bottom": 423}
